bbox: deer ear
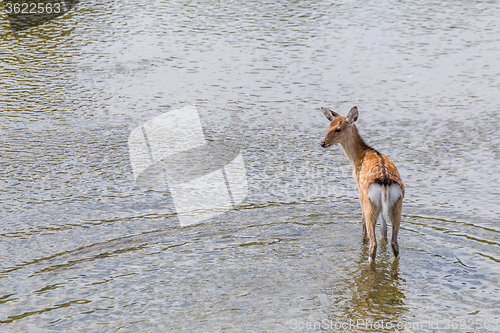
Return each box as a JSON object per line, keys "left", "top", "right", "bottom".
{"left": 321, "top": 107, "right": 340, "bottom": 122}
{"left": 347, "top": 106, "right": 358, "bottom": 124}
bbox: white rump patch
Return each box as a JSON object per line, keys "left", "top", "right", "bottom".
{"left": 386, "top": 184, "right": 403, "bottom": 207}
{"left": 368, "top": 183, "right": 384, "bottom": 209}
{"left": 368, "top": 183, "right": 403, "bottom": 222}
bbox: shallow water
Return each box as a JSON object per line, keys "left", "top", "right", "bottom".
{"left": 1, "top": 0, "right": 500, "bottom": 331}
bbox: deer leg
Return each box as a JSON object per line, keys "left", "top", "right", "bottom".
{"left": 363, "top": 202, "right": 379, "bottom": 264}
{"left": 362, "top": 214, "right": 367, "bottom": 237}
{"left": 380, "top": 213, "right": 388, "bottom": 244}
{"left": 359, "top": 197, "right": 367, "bottom": 237}
{"left": 390, "top": 198, "right": 403, "bottom": 259}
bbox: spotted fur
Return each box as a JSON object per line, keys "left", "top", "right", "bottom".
{"left": 320, "top": 106, "right": 404, "bottom": 264}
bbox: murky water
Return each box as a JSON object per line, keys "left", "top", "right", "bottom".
{"left": 1, "top": 0, "right": 500, "bottom": 331}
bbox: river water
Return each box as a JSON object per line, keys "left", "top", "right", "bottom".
{"left": 1, "top": 0, "right": 499, "bottom": 331}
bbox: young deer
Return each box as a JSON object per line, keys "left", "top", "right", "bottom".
{"left": 320, "top": 106, "right": 404, "bottom": 263}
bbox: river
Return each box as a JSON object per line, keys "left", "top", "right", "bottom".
{"left": 1, "top": 0, "right": 499, "bottom": 331}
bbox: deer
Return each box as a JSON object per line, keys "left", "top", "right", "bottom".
{"left": 320, "top": 106, "right": 404, "bottom": 264}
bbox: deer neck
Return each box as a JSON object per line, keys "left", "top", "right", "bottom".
{"left": 340, "top": 125, "right": 370, "bottom": 166}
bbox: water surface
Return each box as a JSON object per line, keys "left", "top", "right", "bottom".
{"left": 1, "top": 0, "right": 499, "bottom": 331}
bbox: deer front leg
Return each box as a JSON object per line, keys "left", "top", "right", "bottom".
{"left": 357, "top": 180, "right": 367, "bottom": 237}
{"left": 359, "top": 198, "right": 367, "bottom": 237}
{"left": 362, "top": 214, "right": 367, "bottom": 236}
{"left": 380, "top": 214, "right": 388, "bottom": 244}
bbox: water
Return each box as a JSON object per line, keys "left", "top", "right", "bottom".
{"left": 1, "top": 0, "right": 500, "bottom": 331}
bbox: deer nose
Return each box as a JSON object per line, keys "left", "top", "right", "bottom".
{"left": 320, "top": 141, "right": 326, "bottom": 148}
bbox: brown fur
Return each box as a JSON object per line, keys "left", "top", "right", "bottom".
{"left": 320, "top": 106, "right": 404, "bottom": 263}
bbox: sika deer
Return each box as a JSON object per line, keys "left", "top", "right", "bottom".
{"left": 320, "top": 106, "right": 404, "bottom": 263}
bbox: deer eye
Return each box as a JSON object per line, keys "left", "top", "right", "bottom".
{"left": 335, "top": 128, "right": 341, "bottom": 133}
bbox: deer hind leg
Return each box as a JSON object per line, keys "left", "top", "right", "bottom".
{"left": 363, "top": 200, "right": 380, "bottom": 264}
{"left": 390, "top": 197, "right": 403, "bottom": 259}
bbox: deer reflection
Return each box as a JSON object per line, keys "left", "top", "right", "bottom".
{"left": 328, "top": 243, "right": 408, "bottom": 324}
